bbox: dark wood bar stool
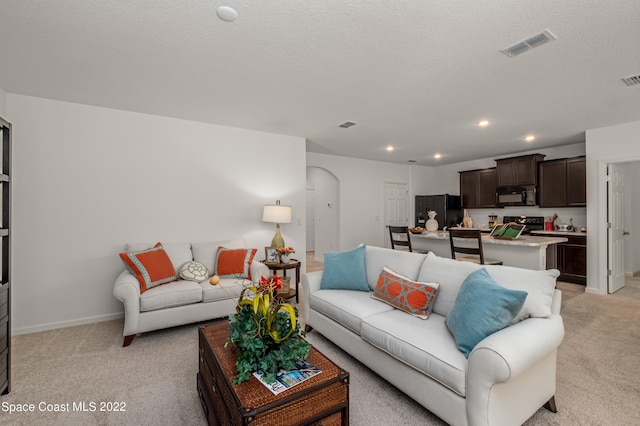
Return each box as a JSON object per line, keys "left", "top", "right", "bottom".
{"left": 448, "top": 228, "right": 503, "bottom": 265}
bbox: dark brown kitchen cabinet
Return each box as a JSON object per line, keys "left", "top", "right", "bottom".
{"left": 460, "top": 168, "right": 498, "bottom": 209}
{"left": 460, "top": 170, "right": 477, "bottom": 208}
{"left": 566, "top": 157, "right": 586, "bottom": 206}
{"left": 496, "top": 153, "right": 545, "bottom": 187}
{"left": 558, "top": 235, "right": 587, "bottom": 285}
{"left": 538, "top": 156, "right": 586, "bottom": 208}
{"left": 0, "top": 116, "right": 10, "bottom": 396}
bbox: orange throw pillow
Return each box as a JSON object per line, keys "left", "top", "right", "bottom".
{"left": 371, "top": 266, "right": 439, "bottom": 319}
{"left": 119, "top": 243, "right": 177, "bottom": 293}
{"left": 213, "top": 247, "right": 257, "bottom": 280}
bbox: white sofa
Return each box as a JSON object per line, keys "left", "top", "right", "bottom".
{"left": 114, "top": 238, "right": 269, "bottom": 347}
{"left": 302, "top": 246, "right": 564, "bottom": 426}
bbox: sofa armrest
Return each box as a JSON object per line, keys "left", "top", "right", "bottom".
{"left": 466, "top": 313, "right": 565, "bottom": 425}
{"left": 250, "top": 260, "right": 270, "bottom": 283}
{"left": 301, "top": 271, "right": 323, "bottom": 323}
{"left": 469, "top": 314, "right": 564, "bottom": 381}
{"left": 113, "top": 270, "right": 142, "bottom": 336}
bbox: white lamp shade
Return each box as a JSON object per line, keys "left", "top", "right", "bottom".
{"left": 262, "top": 204, "right": 292, "bottom": 224}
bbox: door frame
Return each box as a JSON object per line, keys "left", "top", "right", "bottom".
{"left": 595, "top": 157, "right": 640, "bottom": 294}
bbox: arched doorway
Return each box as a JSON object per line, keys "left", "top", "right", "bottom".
{"left": 306, "top": 167, "right": 340, "bottom": 262}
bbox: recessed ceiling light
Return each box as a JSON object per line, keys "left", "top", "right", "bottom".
{"left": 386, "top": 145, "right": 394, "bottom": 152}
{"left": 476, "top": 120, "right": 490, "bottom": 128}
{"left": 524, "top": 134, "right": 536, "bottom": 142}
{"left": 216, "top": 6, "right": 238, "bottom": 22}
{"left": 434, "top": 153, "right": 442, "bottom": 159}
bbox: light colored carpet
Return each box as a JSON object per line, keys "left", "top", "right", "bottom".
{"left": 1, "top": 280, "right": 639, "bottom": 425}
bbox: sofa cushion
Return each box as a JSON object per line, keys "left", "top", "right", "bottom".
{"left": 179, "top": 261, "right": 209, "bottom": 282}
{"left": 139, "top": 280, "right": 203, "bottom": 312}
{"left": 371, "top": 266, "right": 439, "bottom": 319}
{"left": 419, "top": 252, "right": 558, "bottom": 322}
{"left": 364, "top": 246, "right": 427, "bottom": 291}
{"left": 361, "top": 309, "right": 468, "bottom": 397}
{"left": 445, "top": 268, "right": 527, "bottom": 358}
{"left": 417, "top": 252, "right": 480, "bottom": 317}
{"left": 126, "top": 242, "right": 193, "bottom": 275}
{"left": 119, "top": 243, "right": 177, "bottom": 293}
{"left": 201, "top": 278, "right": 247, "bottom": 302}
{"left": 213, "top": 247, "right": 257, "bottom": 280}
{"left": 320, "top": 245, "right": 369, "bottom": 291}
{"left": 482, "top": 263, "right": 559, "bottom": 323}
{"left": 310, "top": 289, "right": 394, "bottom": 335}
{"left": 192, "top": 238, "right": 245, "bottom": 276}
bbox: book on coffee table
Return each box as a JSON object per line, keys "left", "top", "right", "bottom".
{"left": 253, "top": 360, "right": 322, "bottom": 395}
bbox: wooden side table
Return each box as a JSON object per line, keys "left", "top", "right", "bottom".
{"left": 263, "top": 259, "right": 301, "bottom": 303}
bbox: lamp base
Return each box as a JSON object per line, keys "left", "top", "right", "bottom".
{"left": 271, "top": 224, "right": 284, "bottom": 249}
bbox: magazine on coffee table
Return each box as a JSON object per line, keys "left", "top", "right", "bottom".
{"left": 253, "top": 360, "right": 322, "bottom": 395}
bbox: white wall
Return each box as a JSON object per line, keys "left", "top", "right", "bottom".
{"left": 586, "top": 120, "right": 640, "bottom": 293}
{"left": 307, "top": 153, "right": 411, "bottom": 250}
{"left": 8, "top": 94, "right": 307, "bottom": 334}
{"left": 0, "top": 86, "right": 6, "bottom": 117}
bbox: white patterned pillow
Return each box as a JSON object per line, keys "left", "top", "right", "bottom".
{"left": 179, "top": 261, "right": 209, "bottom": 282}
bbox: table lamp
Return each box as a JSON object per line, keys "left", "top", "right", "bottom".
{"left": 262, "top": 200, "right": 292, "bottom": 248}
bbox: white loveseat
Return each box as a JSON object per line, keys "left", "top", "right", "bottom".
{"left": 114, "top": 238, "right": 268, "bottom": 347}
{"left": 302, "top": 246, "right": 564, "bottom": 426}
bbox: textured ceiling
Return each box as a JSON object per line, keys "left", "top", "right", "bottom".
{"left": 1, "top": 1, "right": 639, "bottom": 165}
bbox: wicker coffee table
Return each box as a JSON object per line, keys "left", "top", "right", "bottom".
{"left": 197, "top": 321, "right": 349, "bottom": 426}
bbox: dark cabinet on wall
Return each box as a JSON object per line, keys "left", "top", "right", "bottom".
{"left": 459, "top": 168, "right": 498, "bottom": 209}
{"left": 538, "top": 156, "right": 586, "bottom": 208}
{"left": 558, "top": 235, "right": 587, "bottom": 285}
{"left": 496, "top": 154, "right": 545, "bottom": 187}
{"left": 0, "top": 117, "right": 11, "bottom": 395}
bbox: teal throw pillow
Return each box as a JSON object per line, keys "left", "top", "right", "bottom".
{"left": 320, "top": 245, "right": 369, "bottom": 291}
{"left": 445, "top": 268, "right": 527, "bottom": 358}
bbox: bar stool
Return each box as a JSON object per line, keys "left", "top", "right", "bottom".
{"left": 448, "top": 228, "right": 503, "bottom": 265}
{"left": 389, "top": 226, "right": 428, "bottom": 253}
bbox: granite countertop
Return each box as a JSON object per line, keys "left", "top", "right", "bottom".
{"left": 412, "top": 230, "right": 568, "bottom": 246}
{"left": 531, "top": 230, "right": 587, "bottom": 237}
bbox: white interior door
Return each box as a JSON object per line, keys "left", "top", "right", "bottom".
{"left": 384, "top": 183, "right": 409, "bottom": 246}
{"left": 608, "top": 163, "right": 625, "bottom": 293}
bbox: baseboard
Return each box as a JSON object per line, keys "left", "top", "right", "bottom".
{"left": 12, "top": 312, "right": 124, "bottom": 336}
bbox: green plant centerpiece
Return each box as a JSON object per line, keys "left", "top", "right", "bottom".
{"left": 227, "top": 274, "right": 311, "bottom": 384}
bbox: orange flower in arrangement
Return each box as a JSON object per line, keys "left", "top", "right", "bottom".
{"left": 277, "top": 246, "right": 295, "bottom": 256}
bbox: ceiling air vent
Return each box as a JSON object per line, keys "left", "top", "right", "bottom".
{"left": 622, "top": 74, "right": 640, "bottom": 87}
{"left": 338, "top": 121, "right": 357, "bottom": 128}
{"left": 501, "top": 30, "right": 557, "bottom": 57}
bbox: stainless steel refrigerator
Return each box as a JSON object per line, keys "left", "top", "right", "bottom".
{"left": 415, "top": 194, "right": 462, "bottom": 230}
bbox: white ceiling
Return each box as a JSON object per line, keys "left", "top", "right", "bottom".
{"left": 1, "top": 1, "right": 639, "bottom": 165}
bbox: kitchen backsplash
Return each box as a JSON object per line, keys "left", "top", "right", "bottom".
{"left": 464, "top": 207, "right": 587, "bottom": 230}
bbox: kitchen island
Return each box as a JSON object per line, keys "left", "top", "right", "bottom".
{"left": 411, "top": 231, "right": 568, "bottom": 270}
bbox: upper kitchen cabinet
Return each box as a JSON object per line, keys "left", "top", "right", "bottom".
{"left": 566, "top": 157, "right": 586, "bottom": 206}
{"left": 459, "top": 168, "right": 498, "bottom": 209}
{"left": 496, "top": 154, "right": 545, "bottom": 187}
{"left": 538, "top": 156, "right": 586, "bottom": 208}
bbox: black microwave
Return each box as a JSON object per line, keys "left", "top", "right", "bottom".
{"left": 496, "top": 186, "right": 536, "bottom": 207}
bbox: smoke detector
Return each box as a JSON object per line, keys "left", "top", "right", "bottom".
{"left": 501, "top": 30, "right": 557, "bottom": 57}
